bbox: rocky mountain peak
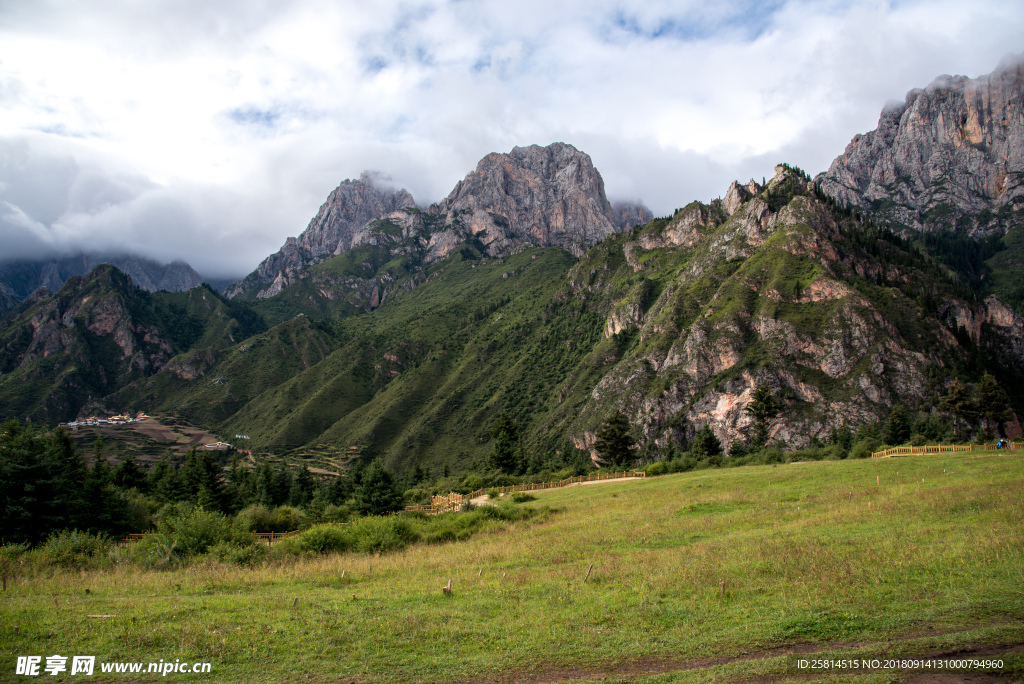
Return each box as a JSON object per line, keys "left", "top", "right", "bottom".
{"left": 434, "top": 142, "right": 650, "bottom": 257}
{"left": 227, "top": 143, "right": 652, "bottom": 299}
{"left": 816, "top": 59, "right": 1024, "bottom": 233}
{"left": 224, "top": 173, "right": 417, "bottom": 299}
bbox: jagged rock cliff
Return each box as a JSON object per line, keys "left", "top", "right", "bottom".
{"left": 432, "top": 143, "right": 649, "bottom": 257}
{"left": 224, "top": 174, "right": 417, "bottom": 299}
{"left": 817, "top": 59, "right": 1024, "bottom": 233}
{"left": 225, "top": 143, "right": 652, "bottom": 302}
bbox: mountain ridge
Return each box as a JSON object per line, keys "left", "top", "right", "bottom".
{"left": 225, "top": 143, "right": 652, "bottom": 302}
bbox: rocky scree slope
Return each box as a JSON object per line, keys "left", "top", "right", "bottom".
{"left": 225, "top": 143, "right": 651, "bottom": 312}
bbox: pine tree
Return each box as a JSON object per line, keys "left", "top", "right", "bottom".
{"left": 354, "top": 461, "right": 404, "bottom": 516}
{"left": 594, "top": 412, "right": 635, "bottom": 467}
{"left": 883, "top": 404, "right": 911, "bottom": 445}
{"left": 976, "top": 374, "right": 1012, "bottom": 437}
{"left": 488, "top": 413, "right": 521, "bottom": 473}
{"left": 113, "top": 456, "right": 148, "bottom": 492}
{"left": 745, "top": 383, "right": 781, "bottom": 448}
{"left": 692, "top": 424, "right": 722, "bottom": 460}
{"left": 939, "top": 380, "right": 977, "bottom": 441}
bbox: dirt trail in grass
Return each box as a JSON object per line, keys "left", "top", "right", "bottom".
{"left": 469, "top": 476, "right": 645, "bottom": 506}
{"left": 467, "top": 628, "right": 1023, "bottom": 684}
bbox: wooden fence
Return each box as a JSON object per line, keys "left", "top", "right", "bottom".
{"left": 871, "top": 442, "right": 1020, "bottom": 459}
{"left": 411, "top": 470, "right": 647, "bottom": 515}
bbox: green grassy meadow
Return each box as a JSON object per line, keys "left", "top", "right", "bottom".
{"left": 3, "top": 451, "right": 1023, "bottom": 683}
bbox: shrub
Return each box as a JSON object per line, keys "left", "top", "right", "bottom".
{"left": 269, "top": 506, "right": 307, "bottom": 532}
{"left": 131, "top": 508, "right": 252, "bottom": 567}
{"left": 292, "top": 524, "right": 352, "bottom": 554}
{"left": 208, "top": 541, "right": 267, "bottom": 567}
{"left": 38, "top": 530, "right": 111, "bottom": 569}
{"left": 910, "top": 433, "right": 927, "bottom": 446}
{"left": 511, "top": 492, "right": 536, "bottom": 503}
{"left": 486, "top": 488, "right": 500, "bottom": 500}
{"left": 850, "top": 438, "right": 881, "bottom": 459}
{"left": 644, "top": 461, "right": 669, "bottom": 476}
{"left": 236, "top": 504, "right": 273, "bottom": 532}
{"left": 461, "top": 474, "right": 485, "bottom": 492}
{"left": 318, "top": 504, "right": 352, "bottom": 524}
{"left": 347, "top": 517, "right": 419, "bottom": 554}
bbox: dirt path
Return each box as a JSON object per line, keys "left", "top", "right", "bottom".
{"left": 469, "top": 476, "right": 645, "bottom": 507}
{"left": 461, "top": 627, "right": 1023, "bottom": 684}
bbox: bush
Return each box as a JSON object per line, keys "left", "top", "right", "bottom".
{"left": 269, "top": 506, "right": 307, "bottom": 532}
{"left": 236, "top": 504, "right": 273, "bottom": 532}
{"left": 910, "top": 433, "right": 927, "bottom": 446}
{"left": 318, "top": 504, "right": 352, "bottom": 524}
{"left": 486, "top": 489, "right": 500, "bottom": 500}
{"left": 824, "top": 444, "right": 847, "bottom": 460}
{"left": 131, "top": 508, "right": 252, "bottom": 567}
{"left": 461, "top": 474, "right": 485, "bottom": 493}
{"left": 291, "top": 524, "right": 352, "bottom": 554}
{"left": 347, "top": 517, "right": 419, "bottom": 554}
{"left": 208, "top": 540, "right": 267, "bottom": 567}
{"left": 644, "top": 460, "right": 669, "bottom": 476}
{"left": 510, "top": 492, "right": 536, "bottom": 503}
{"left": 850, "top": 438, "right": 881, "bottom": 459}
{"left": 38, "top": 530, "right": 111, "bottom": 569}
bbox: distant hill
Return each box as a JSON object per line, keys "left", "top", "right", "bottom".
{"left": 0, "top": 253, "right": 204, "bottom": 318}
{"left": 0, "top": 264, "right": 265, "bottom": 423}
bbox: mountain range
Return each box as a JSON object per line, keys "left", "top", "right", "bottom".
{"left": 0, "top": 253, "right": 205, "bottom": 319}
{"left": 1, "top": 60, "right": 1022, "bottom": 475}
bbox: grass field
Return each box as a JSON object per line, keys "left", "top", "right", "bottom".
{"left": 2, "top": 451, "right": 1022, "bottom": 683}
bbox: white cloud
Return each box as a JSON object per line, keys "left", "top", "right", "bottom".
{"left": 1, "top": 0, "right": 1023, "bottom": 278}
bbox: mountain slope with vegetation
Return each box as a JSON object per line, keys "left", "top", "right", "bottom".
{"left": 0, "top": 266, "right": 266, "bottom": 423}
{"left": 102, "top": 165, "right": 1023, "bottom": 479}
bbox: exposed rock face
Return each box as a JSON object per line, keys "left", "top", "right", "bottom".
{"left": 817, "top": 59, "right": 1024, "bottom": 232}
{"left": 0, "top": 282, "right": 17, "bottom": 318}
{"left": 225, "top": 174, "right": 416, "bottom": 299}
{"left": 565, "top": 165, "right": 1022, "bottom": 452}
{"left": 433, "top": 143, "right": 639, "bottom": 257}
{"left": 0, "top": 253, "right": 203, "bottom": 312}
{"left": 301, "top": 173, "right": 417, "bottom": 257}
{"left": 612, "top": 201, "right": 655, "bottom": 231}
{"left": 226, "top": 143, "right": 653, "bottom": 300}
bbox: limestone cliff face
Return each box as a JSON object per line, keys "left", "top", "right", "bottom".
{"left": 560, "top": 165, "right": 1022, "bottom": 452}
{"left": 817, "top": 60, "right": 1024, "bottom": 232}
{"left": 224, "top": 175, "right": 416, "bottom": 299}
{"left": 432, "top": 143, "right": 645, "bottom": 257}
{"left": 300, "top": 173, "right": 417, "bottom": 257}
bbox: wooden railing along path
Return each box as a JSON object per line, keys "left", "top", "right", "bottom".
{"left": 871, "top": 442, "right": 1020, "bottom": 459}
{"left": 414, "top": 470, "right": 647, "bottom": 515}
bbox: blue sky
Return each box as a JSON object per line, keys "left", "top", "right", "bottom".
{"left": 1, "top": 0, "right": 1023, "bottom": 277}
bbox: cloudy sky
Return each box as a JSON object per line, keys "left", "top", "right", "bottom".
{"left": 1, "top": 0, "right": 1022, "bottom": 279}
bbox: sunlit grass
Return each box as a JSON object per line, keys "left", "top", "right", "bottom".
{"left": 2, "top": 451, "right": 1022, "bottom": 682}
